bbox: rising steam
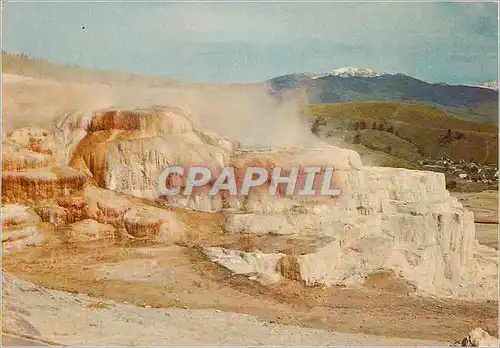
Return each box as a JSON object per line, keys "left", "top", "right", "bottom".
{"left": 3, "top": 72, "right": 325, "bottom": 149}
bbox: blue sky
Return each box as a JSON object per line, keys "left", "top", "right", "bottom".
{"left": 3, "top": 1, "right": 498, "bottom": 84}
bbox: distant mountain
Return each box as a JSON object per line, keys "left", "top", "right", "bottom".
{"left": 268, "top": 69, "right": 498, "bottom": 125}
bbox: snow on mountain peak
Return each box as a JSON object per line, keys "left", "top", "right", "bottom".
{"left": 330, "top": 67, "right": 380, "bottom": 77}
{"left": 307, "top": 67, "right": 381, "bottom": 79}
{"left": 477, "top": 81, "right": 498, "bottom": 90}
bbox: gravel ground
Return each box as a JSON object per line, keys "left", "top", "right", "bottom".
{"left": 2, "top": 273, "right": 445, "bottom": 346}
{"left": 2, "top": 334, "right": 53, "bottom": 346}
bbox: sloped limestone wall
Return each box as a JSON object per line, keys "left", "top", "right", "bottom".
{"left": 214, "top": 150, "right": 478, "bottom": 297}
{"left": 3, "top": 106, "right": 482, "bottom": 298}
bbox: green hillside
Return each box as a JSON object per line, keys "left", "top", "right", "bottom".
{"left": 306, "top": 101, "right": 498, "bottom": 165}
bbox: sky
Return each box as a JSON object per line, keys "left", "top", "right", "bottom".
{"left": 2, "top": 0, "right": 498, "bottom": 84}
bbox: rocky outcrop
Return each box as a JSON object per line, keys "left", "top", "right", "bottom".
{"left": 204, "top": 247, "right": 285, "bottom": 284}
{"left": 2, "top": 204, "right": 44, "bottom": 253}
{"left": 461, "top": 327, "right": 499, "bottom": 347}
{"left": 2, "top": 126, "right": 86, "bottom": 205}
{"left": 291, "top": 167, "right": 476, "bottom": 294}
{"left": 7, "top": 127, "right": 65, "bottom": 156}
{"left": 59, "top": 219, "right": 115, "bottom": 243}
{"left": 34, "top": 204, "right": 69, "bottom": 226}
{"left": 81, "top": 186, "right": 185, "bottom": 242}
{"left": 35, "top": 195, "right": 91, "bottom": 226}
{"left": 2, "top": 204, "right": 42, "bottom": 227}
{"left": 56, "top": 196, "right": 87, "bottom": 222}
{"left": 103, "top": 133, "right": 231, "bottom": 200}
{"left": 2, "top": 127, "right": 68, "bottom": 171}
{"left": 123, "top": 205, "right": 186, "bottom": 242}
{"left": 1, "top": 114, "right": 190, "bottom": 243}
{"left": 59, "top": 107, "right": 236, "bottom": 203}
{"left": 83, "top": 187, "right": 132, "bottom": 227}
{"left": 2, "top": 166, "right": 87, "bottom": 205}
{"left": 22, "top": 184, "right": 184, "bottom": 243}
{"left": 2, "top": 141, "right": 55, "bottom": 171}
{"left": 201, "top": 148, "right": 494, "bottom": 299}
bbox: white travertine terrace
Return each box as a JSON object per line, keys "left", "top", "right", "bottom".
{"left": 2, "top": 106, "right": 496, "bottom": 300}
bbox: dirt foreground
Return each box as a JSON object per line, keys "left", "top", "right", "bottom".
{"left": 3, "top": 272, "right": 448, "bottom": 346}
{"left": 2, "top": 216, "right": 498, "bottom": 346}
